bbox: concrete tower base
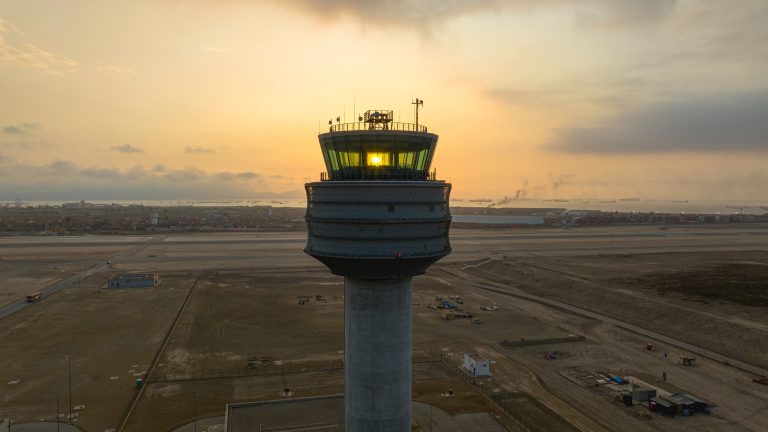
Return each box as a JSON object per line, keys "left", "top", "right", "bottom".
{"left": 345, "top": 277, "right": 412, "bottom": 432}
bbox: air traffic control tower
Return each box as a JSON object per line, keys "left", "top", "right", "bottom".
{"left": 305, "top": 106, "right": 452, "bottom": 432}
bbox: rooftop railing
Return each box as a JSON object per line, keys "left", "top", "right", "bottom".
{"left": 328, "top": 122, "right": 428, "bottom": 133}
{"left": 320, "top": 169, "right": 437, "bottom": 181}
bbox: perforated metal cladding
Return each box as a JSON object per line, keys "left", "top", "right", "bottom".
{"left": 304, "top": 181, "right": 452, "bottom": 278}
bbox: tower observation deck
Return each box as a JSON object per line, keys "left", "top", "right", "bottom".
{"left": 305, "top": 106, "right": 452, "bottom": 432}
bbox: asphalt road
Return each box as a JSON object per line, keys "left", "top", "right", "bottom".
{"left": 0, "top": 236, "right": 161, "bottom": 321}
{"left": 0, "top": 263, "right": 107, "bottom": 320}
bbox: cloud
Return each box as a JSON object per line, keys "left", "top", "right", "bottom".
{"left": 185, "top": 146, "right": 215, "bottom": 154}
{"left": 110, "top": 143, "right": 143, "bottom": 153}
{"left": 2, "top": 122, "right": 40, "bottom": 135}
{"left": 575, "top": 0, "right": 677, "bottom": 28}
{"left": 0, "top": 158, "right": 300, "bottom": 200}
{"left": 164, "top": 166, "right": 205, "bottom": 182}
{"left": 0, "top": 17, "right": 78, "bottom": 73}
{"left": 268, "top": 0, "right": 678, "bottom": 30}
{"left": 547, "top": 90, "right": 768, "bottom": 153}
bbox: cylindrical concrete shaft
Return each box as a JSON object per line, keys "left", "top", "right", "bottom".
{"left": 345, "top": 277, "right": 412, "bottom": 432}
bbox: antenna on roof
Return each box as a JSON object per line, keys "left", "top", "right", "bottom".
{"left": 411, "top": 98, "right": 423, "bottom": 129}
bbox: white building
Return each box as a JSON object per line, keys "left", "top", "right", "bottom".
{"left": 463, "top": 352, "right": 491, "bottom": 377}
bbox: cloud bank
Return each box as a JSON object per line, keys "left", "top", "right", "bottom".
{"left": 0, "top": 158, "right": 300, "bottom": 200}
{"left": 548, "top": 91, "right": 768, "bottom": 153}
{"left": 2, "top": 122, "right": 40, "bottom": 135}
{"left": 269, "top": 0, "right": 678, "bottom": 30}
{"left": 185, "top": 146, "right": 215, "bottom": 154}
{"left": 110, "top": 143, "right": 143, "bottom": 153}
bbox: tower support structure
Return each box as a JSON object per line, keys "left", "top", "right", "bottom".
{"left": 345, "top": 277, "right": 412, "bottom": 431}
{"left": 305, "top": 108, "right": 451, "bottom": 432}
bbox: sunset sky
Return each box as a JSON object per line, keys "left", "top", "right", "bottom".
{"left": 1, "top": 0, "right": 767, "bottom": 201}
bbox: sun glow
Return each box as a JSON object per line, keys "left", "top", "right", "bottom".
{"left": 367, "top": 153, "right": 388, "bottom": 167}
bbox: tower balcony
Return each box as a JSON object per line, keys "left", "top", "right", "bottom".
{"left": 328, "top": 121, "right": 428, "bottom": 133}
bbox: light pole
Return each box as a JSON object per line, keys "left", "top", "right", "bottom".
{"left": 193, "top": 392, "right": 198, "bottom": 432}
{"left": 68, "top": 355, "right": 72, "bottom": 424}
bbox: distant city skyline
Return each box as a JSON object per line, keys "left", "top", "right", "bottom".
{"left": 1, "top": 1, "right": 767, "bottom": 201}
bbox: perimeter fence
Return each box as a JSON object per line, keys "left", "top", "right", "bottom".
{"left": 151, "top": 352, "right": 443, "bottom": 383}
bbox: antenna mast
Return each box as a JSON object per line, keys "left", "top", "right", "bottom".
{"left": 412, "top": 98, "right": 423, "bottom": 129}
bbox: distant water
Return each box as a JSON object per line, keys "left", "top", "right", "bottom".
{"left": 5, "top": 198, "right": 768, "bottom": 214}
{"left": 453, "top": 215, "right": 544, "bottom": 225}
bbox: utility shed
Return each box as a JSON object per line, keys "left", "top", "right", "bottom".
{"left": 107, "top": 273, "right": 159, "bottom": 289}
{"left": 665, "top": 393, "right": 710, "bottom": 414}
{"left": 633, "top": 388, "right": 657, "bottom": 402}
{"left": 463, "top": 353, "right": 491, "bottom": 377}
{"left": 649, "top": 397, "right": 677, "bottom": 416}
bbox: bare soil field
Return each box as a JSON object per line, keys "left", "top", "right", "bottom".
{"left": 0, "top": 273, "right": 193, "bottom": 430}
{"left": 154, "top": 269, "right": 346, "bottom": 377}
{"left": 3, "top": 228, "right": 768, "bottom": 431}
{"left": 462, "top": 251, "right": 768, "bottom": 370}
{"left": 619, "top": 262, "right": 768, "bottom": 306}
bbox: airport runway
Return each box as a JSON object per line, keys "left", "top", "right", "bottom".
{"left": 2, "top": 225, "right": 767, "bottom": 320}
{"left": 102, "top": 225, "right": 768, "bottom": 267}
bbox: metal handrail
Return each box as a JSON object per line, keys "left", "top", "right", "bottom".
{"left": 328, "top": 122, "right": 428, "bottom": 133}
{"left": 320, "top": 169, "right": 437, "bottom": 181}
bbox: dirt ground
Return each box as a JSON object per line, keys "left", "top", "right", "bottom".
{"left": 462, "top": 251, "right": 768, "bottom": 370}
{"left": 0, "top": 273, "right": 194, "bottom": 431}
{"left": 456, "top": 251, "right": 768, "bottom": 431}
{"left": 620, "top": 262, "right": 768, "bottom": 306}
{"left": 2, "top": 229, "right": 768, "bottom": 432}
{"left": 154, "top": 269, "right": 346, "bottom": 377}
{"left": 0, "top": 243, "right": 137, "bottom": 307}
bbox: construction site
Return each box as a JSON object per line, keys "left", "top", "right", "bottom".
{"left": 0, "top": 225, "right": 767, "bottom": 431}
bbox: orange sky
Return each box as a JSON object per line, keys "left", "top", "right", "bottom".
{"left": 1, "top": 1, "right": 767, "bottom": 201}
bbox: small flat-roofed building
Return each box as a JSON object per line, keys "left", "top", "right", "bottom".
{"left": 649, "top": 397, "right": 677, "bottom": 416}
{"left": 665, "top": 393, "right": 710, "bottom": 414}
{"left": 463, "top": 352, "right": 491, "bottom": 377}
{"left": 633, "top": 387, "right": 657, "bottom": 402}
{"left": 107, "top": 273, "right": 159, "bottom": 289}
